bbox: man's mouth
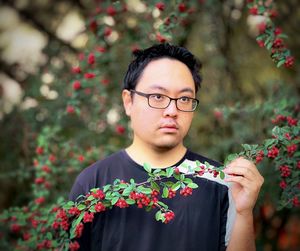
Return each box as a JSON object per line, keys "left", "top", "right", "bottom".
{"left": 159, "top": 124, "right": 179, "bottom": 132}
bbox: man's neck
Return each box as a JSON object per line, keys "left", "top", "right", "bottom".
{"left": 125, "top": 142, "right": 187, "bottom": 169}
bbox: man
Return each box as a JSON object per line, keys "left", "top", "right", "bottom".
{"left": 69, "top": 43, "right": 264, "bottom": 250}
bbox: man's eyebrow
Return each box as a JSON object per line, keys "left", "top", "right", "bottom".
{"left": 148, "top": 85, "right": 195, "bottom": 94}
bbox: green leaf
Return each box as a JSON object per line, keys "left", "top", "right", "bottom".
{"left": 157, "top": 201, "right": 168, "bottom": 209}
{"left": 187, "top": 183, "right": 198, "bottom": 189}
{"left": 111, "top": 197, "right": 119, "bottom": 205}
{"left": 77, "top": 204, "right": 86, "bottom": 211}
{"left": 138, "top": 187, "right": 152, "bottom": 194}
{"left": 264, "top": 139, "right": 276, "bottom": 148}
{"left": 242, "top": 144, "right": 251, "bottom": 151}
{"left": 219, "top": 171, "right": 225, "bottom": 180}
{"left": 143, "top": 163, "right": 152, "bottom": 173}
{"left": 122, "top": 186, "right": 133, "bottom": 196}
{"left": 70, "top": 212, "right": 84, "bottom": 239}
{"left": 183, "top": 178, "right": 193, "bottom": 184}
{"left": 87, "top": 195, "right": 94, "bottom": 201}
{"left": 103, "top": 184, "right": 111, "bottom": 192}
{"left": 155, "top": 210, "right": 162, "bottom": 221}
{"left": 164, "top": 181, "right": 174, "bottom": 187}
{"left": 276, "top": 60, "right": 285, "bottom": 68}
{"left": 119, "top": 183, "right": 128, "bottom": 189}
{"left": 46, "top": 232, "right": 52, "bottom": 240}
{"left": 150, "top": 181, "right": 160, "bottom": 191}
{"left": 166, "top": 167, "right": 174, "bottom": 177}
{"left": 126, "top": 198, "right": 136, "bottom": 205}
{"left": 162, "top": 186, "right": 169, "bottom": 198}
{"left": 171, "top": 181, "right": 181, "bottom": 191}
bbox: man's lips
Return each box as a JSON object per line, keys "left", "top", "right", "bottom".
{"left": 159, "top": 123, "right": 179, "bottom": 131}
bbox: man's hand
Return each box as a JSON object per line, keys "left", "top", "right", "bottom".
{"left": 224, "top": 157, "right": 264, "bottom": 214}
{"left": 224, "top": 157, "right": 264, "bottom": 251}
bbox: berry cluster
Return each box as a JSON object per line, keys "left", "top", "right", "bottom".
{"left": 168, "top": 189, "right": 176, "bottom": 198}
{"left": 287, "top": 144, "right": 297, "bottom": 157}
{"left": 95, "top": 202, "right": 106, "bottom": 212}
{"left": 180, "top": 187, "right": 193, "bottom": 197}
{"left": 83, "top": 212, "right": 94, "bottom": 223}
{"left": 53, "top": 209, "right": 69, "bottom": 231}
{"left": 75, "top": 223, "right": 84, "bottom": 238}
{"left": 279, "top": 165, "right": 291, "bottom": 178}
{"left": 272, "top": 114, "right": 298, "bottom": 126}
{"left": 129, "top": 192, "right": 151, "bottom": 208}
{"left": 267, "top": 146, "right": 279, "bottom": 158}
{"left": 256, "top": 150, "right": 265, "bottom": 164}
{"left": 115, "top": 198, "right": 129, "bottom": 208}
{"left": 163, "top": 211, "right": 175, "bottom": 224}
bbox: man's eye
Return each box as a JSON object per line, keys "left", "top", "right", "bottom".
{"left": 151, "top": 94, "right": 165, "bottom": 101}
{"left": 179, "top": 97, "right": 191, "bottom": 103}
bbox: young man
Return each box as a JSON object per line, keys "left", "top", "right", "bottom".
{"left": 69, "top": 43, "right": 264, "bottom": 251}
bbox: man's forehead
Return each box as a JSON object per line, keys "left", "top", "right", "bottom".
{"left": 147, "top": 85, "right": 195, "bottom": 94}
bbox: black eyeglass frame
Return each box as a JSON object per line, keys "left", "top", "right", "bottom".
{"left": 130, "top": 89, "right": 199, "bottom": 112}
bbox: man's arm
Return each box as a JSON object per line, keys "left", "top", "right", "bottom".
{"left": 224, "top": 157, "right": 264, "bottom": 251}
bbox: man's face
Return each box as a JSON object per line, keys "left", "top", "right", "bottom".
{"left": 122, "top": 57, "right": 196, "bottom": 151}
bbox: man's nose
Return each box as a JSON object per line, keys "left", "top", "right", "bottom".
{"left": 163, "top": 100, "right": 178, "bottom": 117}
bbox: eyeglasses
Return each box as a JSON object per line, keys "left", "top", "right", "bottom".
{"left": 130, "top": 90, "right": 199, "bottom": 112}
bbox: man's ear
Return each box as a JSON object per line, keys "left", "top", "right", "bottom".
{"left": 122, "top": 89, "right": 133, "bottom": 116}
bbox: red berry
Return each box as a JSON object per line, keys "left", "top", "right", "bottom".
{"left": 104, "top": 27, "right": 112, "bottom": 37}
{"left": 284, "top": 56, "right": 294, "bottom": 68}
{"left": 36, "top": 147, "right": 44, "bottom": 155}
{"left": 274, "top": 27, "right": 282, "bottom": 35}
{"left": 163, "top": 211, "right": 175, "bottom": 223}
{"left": 155, "top": 2, "right": 165, "bottom": 11}
{"left": 116, "top": 125, "right": 125, "bottom": 135}
{"left": 35, "top": 197, "right": 45, "bottom": 205}
{"left": 95, "top": 202, "right": 106, "bottom": 212}
{"left": 88, "top": 53, "right": 95, "bottom": 65}
{"left": 75, "top": 223, "right": 84, "bottom": 238}
{"left": 69, "top": 241, "right": 80, "bottom": 251}
{"left": 34, "top": 177, "right": 45, "bottom": 185}
{"left": 106, "top": 6, "right": 117, "bottom": 16}
{"left": 78, "top": 155, "right": 85, "bottom": 162}
{"left": 174, "top": 167, "right": 180, "bottom": 174}
{"left": 89, "top": 20, "right": 97, "bottom": 33}
{"left": 178, "top": 3, "right": 186, "bottom": 12}
{"left": 72, "top": 80, "right": 81, "bottom": 90}
{"left": 287, "top": 144, "right": 297, "bottom": 156}
{"left": 71, "top": 66, "right": 81, "bottom": 74}
{"left": 66, "top": 105, "right": 75, "bottom": 114}
{"left": 83, "top": 212, "right": 94, "bottom": 223}
{"left": 168, "top": 189, "right": 176, "bottom": 198}
{"left": 84, "top": 72, "right": 96, "bottom": 79}
{"left": 249, "top": 7, "right": 258, "bottom": 15}
{"left": 156, "top": 33, "right": 167, "bottom": 43}
{"left": 279, "top": 180, "right": 287, "bottom": 189}
{"left": 279, "top": 165, "right": 291, "bottom": 178}
{"left": 68, "top": 207, "right": 80, "bottom": 216}
{"left": 272, "top": 38, "right": 283, "bottom": 48}
{"left": 267, "top": 146, "right": 279, "bottom": 158}
{"left": 257, "top": 22, "right": 267, "bottom": 34}
{"left": 180, "top": 187, "right": 193, "bottom": 197}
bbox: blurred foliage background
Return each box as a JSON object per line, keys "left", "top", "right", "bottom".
{"left": 0, "top": 0, "right": 299, "bottom": 250}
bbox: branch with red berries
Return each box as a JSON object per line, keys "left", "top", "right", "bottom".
{"left": 247, "top": 0, "right": 294, "bottom": 68}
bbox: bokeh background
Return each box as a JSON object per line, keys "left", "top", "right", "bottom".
{"left": 0, "top": 0, "right": 299, "bottom": 250}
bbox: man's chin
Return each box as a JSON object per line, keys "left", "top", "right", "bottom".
{"left": 153, "top": 141, "right": 181, "bottom": 152}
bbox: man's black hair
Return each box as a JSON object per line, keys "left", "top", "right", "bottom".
{"left": 123, "top": 43, "right": 202, "bottom": 93}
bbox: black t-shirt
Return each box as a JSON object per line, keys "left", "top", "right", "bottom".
{"left": 69, "top": 149, "right": 235, "bottom": 251}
